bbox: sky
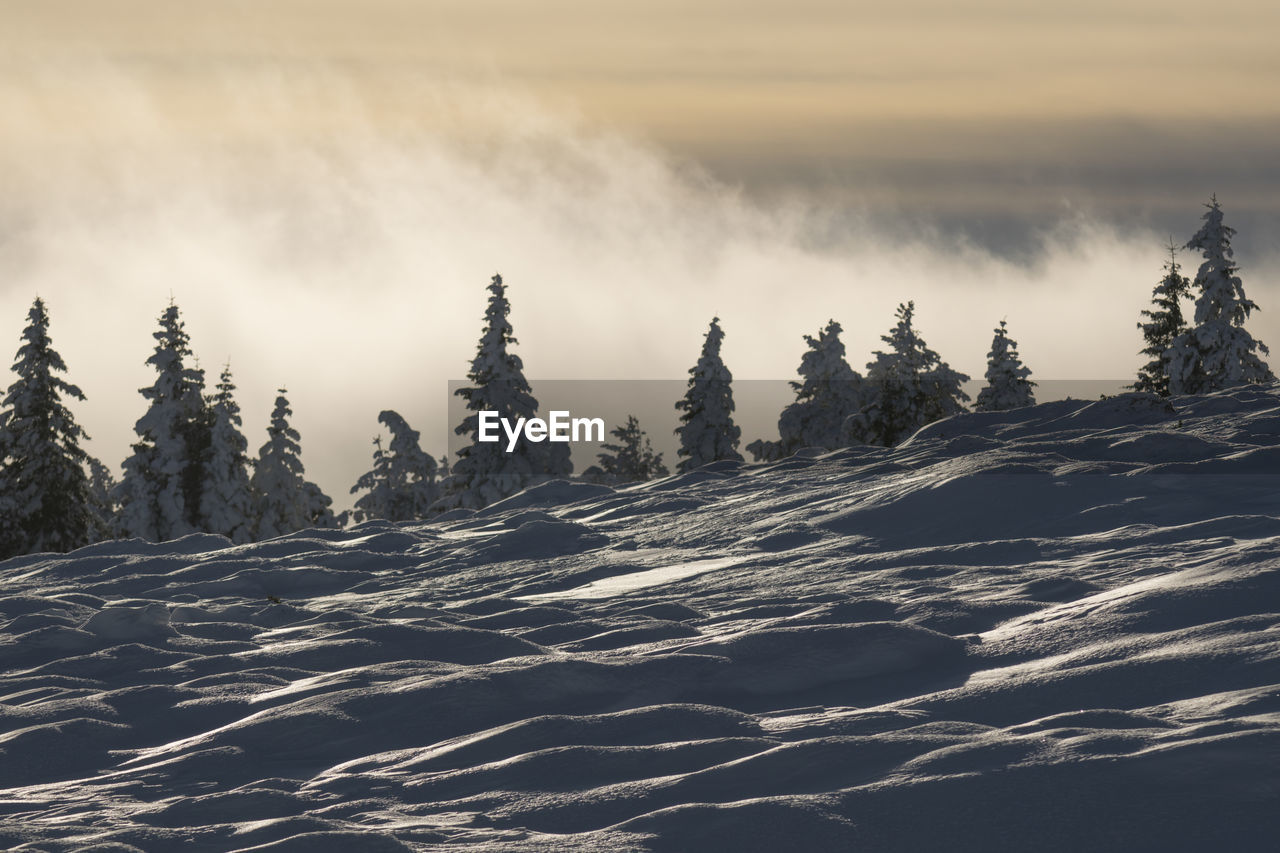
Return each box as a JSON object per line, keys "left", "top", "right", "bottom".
{"left": 2, "top": 0, "right": 1279, "bottom": 508}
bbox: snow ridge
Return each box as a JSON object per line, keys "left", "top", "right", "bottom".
{"left": 2, "top": 386, "right": 1279, "bottom": 851}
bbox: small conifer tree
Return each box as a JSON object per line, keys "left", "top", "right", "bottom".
{"left": 584, "top": 415, "right": 669, "bottom": 484}
{"left": 199, "top": 365, "right": 254, "bottom": 543}
{"left": 251, "top": 390, "right": 331, "bottom": 538}
{"left": 380, "top": 410, "right": 441, "bottom": 519}
{"left": 351, "top": 436, "right": 394, "bottom": 523}
{"left": 849, "top": 301, "right": 970, "bottom": 446}
{"left": 86, "top": 457, "right": 118, "bottom": 536}
{"left": 350, "top": 410, "right": 441, "bottom": 521}
{"left": 1166, "top": 196, "right": 1273, "bottom": 394}
{"left": 675, "top": 317, "right": 742, "bottom": 472}
{"left": 303, "top": 480, "right": 339, "bottom": 529}
{"left": 975, "top": 319, "right": 1036, "bottom": 411}
{"left": 749, "top": 319, "right": 866, "bottom": 461}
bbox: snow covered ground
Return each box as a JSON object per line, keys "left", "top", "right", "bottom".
{"left": 2, "top": 386, "right": 1279, "bottom": 851}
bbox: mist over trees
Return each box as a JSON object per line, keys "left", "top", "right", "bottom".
{"left": 1, "top": 196, "right": 1275, "bottom": 556}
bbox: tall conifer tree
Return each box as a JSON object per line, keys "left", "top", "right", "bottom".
{"left": 438, "top": 274, "right": 571, "bottom": 510}
{"left": 0, "top": 298, "right": 101, "bottom": 555}
{"left": 115, "top": 301, "right": 205, "bottom": 541}
{"left": 1134, "top": 243, "right": 1192, "bottom": 396}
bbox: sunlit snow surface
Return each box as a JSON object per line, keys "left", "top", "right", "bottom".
{"left": 3, "top": 387, "right": 1280, "bottom": 851}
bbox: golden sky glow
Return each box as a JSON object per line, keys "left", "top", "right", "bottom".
{"left": 6, "top": 0, "right": 1280, "bottom": 142}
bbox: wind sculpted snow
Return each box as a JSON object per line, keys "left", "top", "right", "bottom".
{"left": 2, "top": 386, "right": 1279, "bottom": 850}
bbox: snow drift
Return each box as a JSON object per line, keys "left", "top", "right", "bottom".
{"left": 2, "top": 386, "right": 1279, "bottom": 851}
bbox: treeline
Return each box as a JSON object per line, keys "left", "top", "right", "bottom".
{"left": 0, "top": 196, "right": 1270, "bottom": 557}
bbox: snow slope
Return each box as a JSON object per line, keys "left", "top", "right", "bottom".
{"left": 2, "top": 387, "right": 1279, "bottom": 851}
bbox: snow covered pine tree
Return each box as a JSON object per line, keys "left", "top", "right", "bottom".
{"left": 199, "top": 365, "right": 254, "bottom": 543}
{"left": 350, "top": 437, "right": 393, "bottom": 523}
{"left": 86, "top": 457, "right": 118, "bottom": 537}
{"left": 350, "top": 410, "right": 441, "bottom": 522}
{"left": 974, "top": 319, "right": 1035, "bottom": 411}
{"left": 1166, "top": 196, "right": 1273, "bottom": 395}
{"left": 748, "top": 319, "right": 867, "bottom": 461}
{"left": 0, "top": 298, "right": 104, "bottom": 556}
{"left": 250, "top": 390, "right": 336, "bottom": 539}
{"left": 675, "top": 317, "right": 743, "bottom": 472}
{"left": 1134, "top": 243, "right": 1192, "bottom": 397}
{"left": 381, "top": 410, "right": 442, "bottom": 518}
{"left": 848, "top": 301, "right": 970, "bottom": 446}
{"left": 114, "top": 300, "right": 208, "bottom": 541}
{"left": 437, "top": 274, "right": 571, "bottom": 510}
{"left": 582, "top": 415, "right": 669, "bottom": 484}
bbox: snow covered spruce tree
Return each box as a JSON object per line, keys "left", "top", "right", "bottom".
{"left": 674, "top": 317, "right": 742, "bottom": 472}
{"left": 582, "top": 415, "right": 669, "bottom": 484}
{"left": 1133, "top": 243, "right": 1192, "bottom": 396}
{"left": 181, "top": 362, "right": 214, "bottom": 526}
{"left": 114, "top": 301, "right": 208, "bottom": 541}
{"left": 349, "top": 410, "right": 442, "bottom": 522}
{"left": 86, "top": 457, "right": 118, "bottom": 536}
{"left": 304, "top": 481, "right": 339, "bottom": 530}
{"left": 250, "top": 390, "right": 335, "bottom": 538}
{"left": 848, "top": 301, "right": 970, "bottom": 446}
{"left": 199, "top": 365, "right": 254, "bottom": 543}
{"left": 974, "top": 319, "right": 1036, "bottom": 411}
{"left": 0, "top": 298, "right": 103, "bottom": 556}
{"left": 437, "top": 274, "right": 571, "bottom": 510}
{"left": 1166, "top": 197, "right": 1273, "bottom": 395}
{"left": 0, "top": 449, "right": 17, "bottom": 556}
{"left": 748, "top": 319, "right": 866, "bottom": 461}
{"left": 350, "top": 437, "right": 392, "bottom": 523}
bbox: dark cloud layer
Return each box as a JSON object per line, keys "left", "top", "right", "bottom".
{"left": 674, "top": 115, "right": 1280, "bottom": 258}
